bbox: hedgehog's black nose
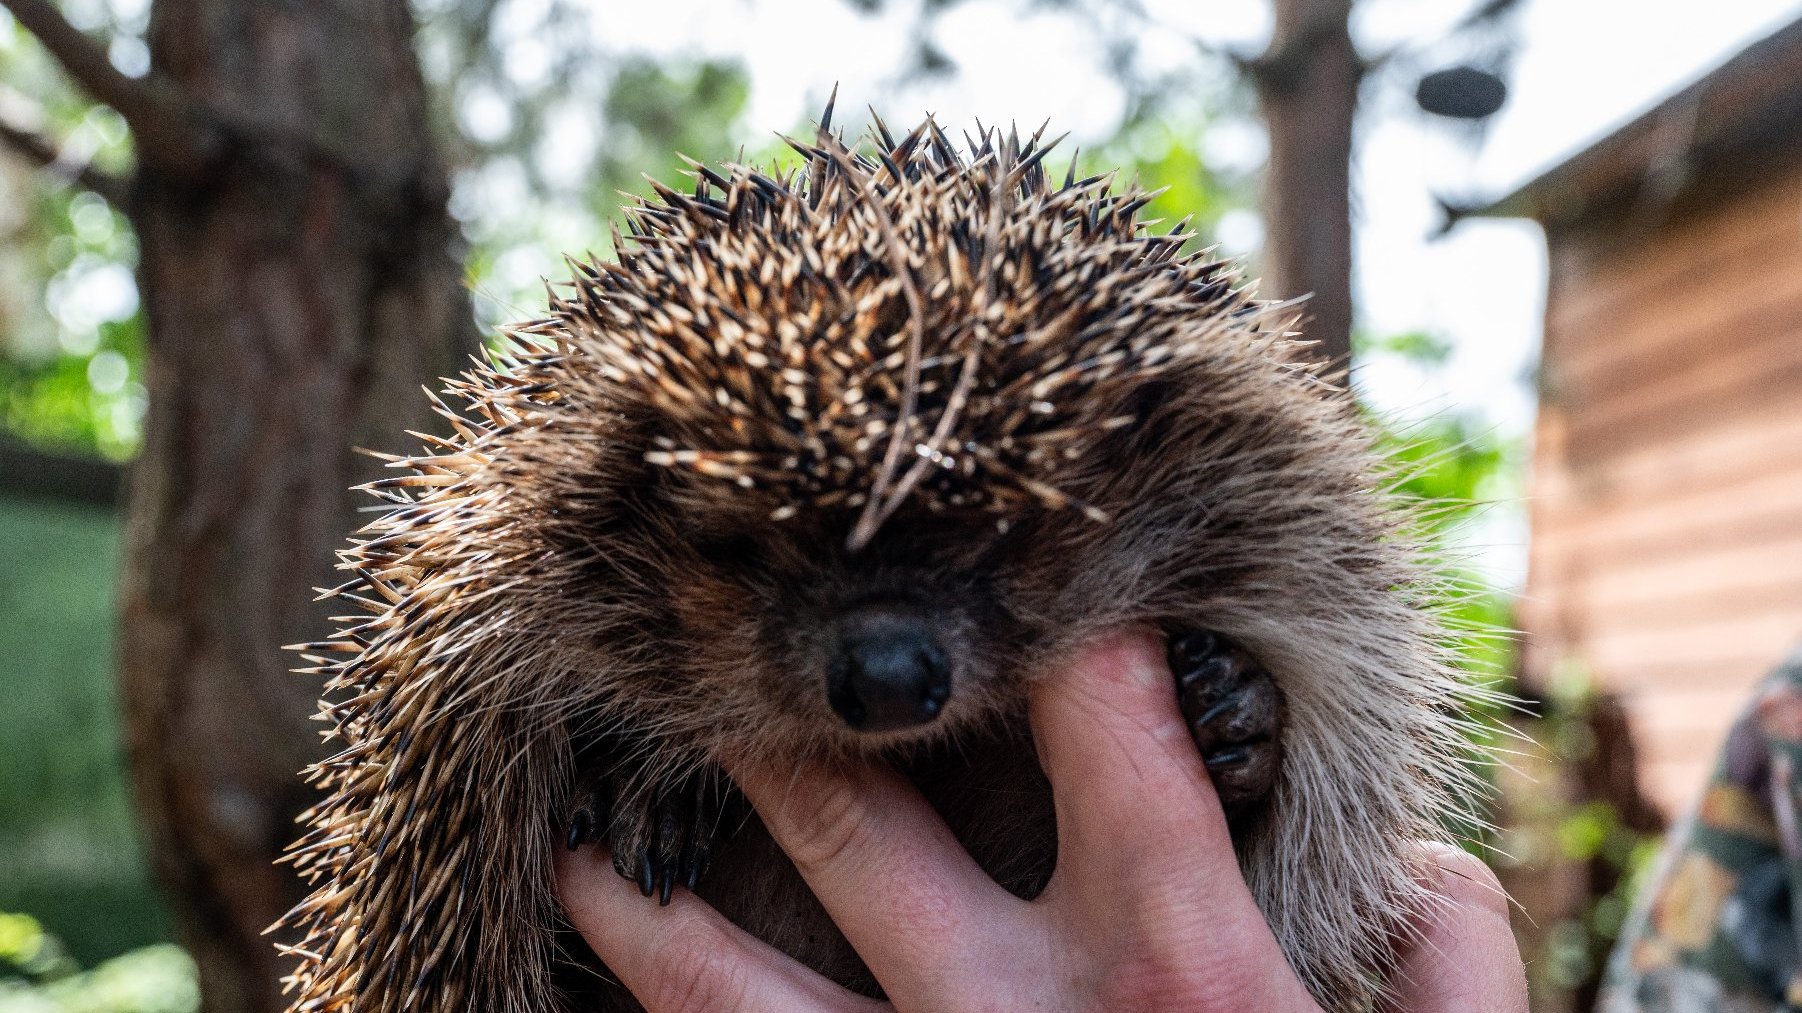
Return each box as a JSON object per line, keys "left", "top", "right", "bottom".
{"left": 827, "top": 614, "right": 951, "bottom": 732}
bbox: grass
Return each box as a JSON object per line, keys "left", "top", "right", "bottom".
{"left": 0, "top": 496, "right": 171, "bottom": 965}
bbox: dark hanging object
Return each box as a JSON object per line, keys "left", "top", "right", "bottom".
{"left": 915, "top": 39, "right": 955, "bottom": 76}
{"left": 1415, "top": 65, "right": 1508, "bottom": 119}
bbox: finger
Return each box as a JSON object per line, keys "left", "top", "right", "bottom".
{"left": 554, "top": 845, "right": 883, "bottom": 1013}
{"left": 729, "top": 754, "right": 1027, "bottom": 1004}
{"left": 1380, "top": 844, "right": 1527, "bottom": 1013}
{"left": 1028, "top": 628, "right": 1240, "bottom": 895}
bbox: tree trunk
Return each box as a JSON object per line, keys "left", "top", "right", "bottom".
{"left": 1252, "top": 0, "right": 1361, "bottom": 371}
{"left": 112, "top": 3, "right": 472, "bottom": 1010}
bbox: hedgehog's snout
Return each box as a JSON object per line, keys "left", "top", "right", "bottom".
{"left": 825, "top": 610, "right": 951, "bottom": 732}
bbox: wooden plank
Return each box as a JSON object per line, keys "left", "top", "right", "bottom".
{"left": 1621, "top": 684, "right": 1763, "bottom": 742}
{"left": 1568, "top": 576, "right": 1802, "bottom": 631}
{"left": 1564, "top": 296, "right": 1802, "bottom": 460}
{"left": 1555, "top": 257, "right": 1802, "bottom": 415}
{"left": 1548, "top": 209, "right": 1802, "bottom": 367}
{"left": 1540, "top": 469, "right": 1802, "bottom": 572}
{"left": 1560, "top": 651, "right": 1776, "bottom": 695}
{"left": 1526, "top": 171, "right": 1802, "bottom": 823}
{"left": 1640, "top": 758, "right": 1720, "bottom": 816}
{"left": 1563, "top": 282, "right": 1802, "bottom": 426}
{"left": 1536, "top": 484, "right": 1802, "bottom": 564}
{"left": 1576, "top": 609, "right": 1802, "bottom": 683}
{"left": 1551, "top": 530, "right": 1802, "bottom": 613}
{"left": 1621, "top": 665, "right": 1776, "bottom": 815}
{"left": 1580, "top": 608, "right": 1802, "bottom": 666}
{"left": 1554, "top": 238, "right": 1802, "bottom": 403}
{"left": 1547, "top": 169, "right": 1802, "bottom": 332}
{"left": 1533, "top": 520, "right": 1801, "bottom": 592}
{"left": 1556, "top": 455, "right": 1802, "bottom": 541}
{"left": 1628, "top": 703, "right": 1742, "bottom": 764}
{"left": 1552, "top": 397, "right": 1802, "bottom": 505}
{"left": 1627, "top": 697, "right": 1744, "bottom": 745}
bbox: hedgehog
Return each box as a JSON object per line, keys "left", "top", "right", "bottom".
{"left": 278, "top": 106, "right": 1486, "bottom": 1013}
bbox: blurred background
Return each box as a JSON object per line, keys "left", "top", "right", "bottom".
{"left": 2, "top": 0, "right": 1800, "bottom": 1009}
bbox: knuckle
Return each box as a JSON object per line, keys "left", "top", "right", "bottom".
{"left": 1096, "top": 916, "right": 1289, "bottom": 1013}
{"left": 646, "top": 913, "right": 752, "bottom": 1013}
{"left": 1101, "top": 949, "right": 1244, "bottom": 1012}
{"left": 776, "top": 772, "right": 882, "bottom": 873}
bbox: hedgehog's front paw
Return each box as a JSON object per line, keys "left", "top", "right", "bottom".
{"left": 1167, "top": 630, "right": 1284, "bottom": 820}
{"left": 564, "top": 770, "right": 721, "bottom": 905}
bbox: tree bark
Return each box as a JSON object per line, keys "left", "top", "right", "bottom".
{"left": 109, "top": 3, "right": 472, "bottom": 1010}
{"left": 1251, "top": 0, "right": 1361, "bottom": 371}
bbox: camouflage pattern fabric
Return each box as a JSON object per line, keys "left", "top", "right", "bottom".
{"left": 1600, "top": 650, "right": 1802, "bottom": 1012}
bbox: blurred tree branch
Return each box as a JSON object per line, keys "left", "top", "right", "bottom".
{"left": 0, "top": 0, "right": 218, "bottom": 182}
{"left": 0, "top": 106, "right": 129, "bottom": 206}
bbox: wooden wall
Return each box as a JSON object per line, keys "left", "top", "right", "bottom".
{"left": 1521, "top": 165, "right": 1802, "bottom": 816}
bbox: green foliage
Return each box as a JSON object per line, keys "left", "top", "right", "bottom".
{"left": 0, "top": 913, "right": 77, "bottom": 983}
{"left": 1347, "top": 328, "right": 1525, "bottom": 859}
{"left": 1384, "top": 416, "right": 1509, "bottom": 512}
{"left": 1083, "top": 114, "right": 1242, "bottom": 253}
{"left": 1377, "top": 406, "right": 1521, "bottom": 682}
{"left": 1362, "top": 329, "right": 1522, "bottom": 633}
{"left": 1357, "top": 328, "right": 1453, "bottom": 367}
{"left": 0, "top": 167, "right": 143, "bottom": 460}
{"left": 0, "top": 344, "right": 144, "bottom": 459}
{"left": 0, "top": 912, "right": 197, "bottom": 1013}
{"left": 0, "top": 6, "right": 143, "bottom": 460}
{"left": 1518, "top": 674, "right": 1667, "bottom": 997}
{"left": 597, "top": 59, "right": 752, "bottom": 206}
{"left": 0, "top": 500, "right": 169, "bottom": 965}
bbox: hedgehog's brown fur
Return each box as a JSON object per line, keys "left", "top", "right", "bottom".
{"left": 279, "top": 109, "right": 1486, "bottom": 1012}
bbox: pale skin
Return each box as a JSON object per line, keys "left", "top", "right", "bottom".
{"left": 556, "top": 629, "right": 1529, "bottom": 1013}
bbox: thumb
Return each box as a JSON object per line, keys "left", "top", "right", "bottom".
{"left": 1382, "top": 843, "right": 1527, "bottom": 1013}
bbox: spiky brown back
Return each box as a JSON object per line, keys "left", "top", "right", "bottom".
{"left": 528, "top": 117, "right": 1276, "bottom": 544}
{"left": 278, "top": 115, "right": 1482, "bottom": 1013}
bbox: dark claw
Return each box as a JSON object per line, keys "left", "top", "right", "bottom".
{"left": 1192, "top": 696, "right": 1239, "bottom": 729}
{"left": 1205, "top": 746, "right": 1251, "bottom": 768}
{"left": 1167, "top": 628, "right": 1284, "bottom": 820}
{"left": 581, "top": 769, "right": 724, "bottom": 904}
{"left": 1169, "top": 631, "right": 1220, "bottom": 675}
{"left": 566, "top": 809, "right": 592, "bottom": 852}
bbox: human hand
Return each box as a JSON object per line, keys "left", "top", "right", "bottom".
{"left": 555, "top": 629, "right": 1527, "bottom": 1012}
{"left": 1379, "top": 841, "right": 1529, "bottom": 1013}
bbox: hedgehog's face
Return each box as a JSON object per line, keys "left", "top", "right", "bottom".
{"left": 641, "top": 480, "right": 1040, "bottom": 753}
{"left": 528, "top": 138, "right": 1267, "bottom": 756}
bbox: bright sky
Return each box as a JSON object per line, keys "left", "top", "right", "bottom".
{"left": 596, "top": 0, "right": 1802, "bottom": 587}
